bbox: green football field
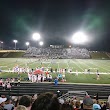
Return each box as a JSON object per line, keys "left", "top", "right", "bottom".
{"left": 0, "top": 58, "right": 110, "bottom": 73}
{"left": 0, "top": 58, "right": 110, "bottom": 84}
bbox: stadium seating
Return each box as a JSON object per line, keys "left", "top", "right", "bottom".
{"left": 24, "top": 47, "right": 91, "bottom": 59}
{"left": 0, "top": 82, "right": 109, "bottom": 99}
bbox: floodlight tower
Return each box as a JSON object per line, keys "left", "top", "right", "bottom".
{"left": 25, "top": 42, "right": 30, "bottom": 49}
{"left": 39, "top": 41, "right": 43, "bottom": 46}
{"left": 32, "top": 33, "right": 40, "bottom": 41}
{"left": 0, "top": 41, "right": 3, "bottom": 50}
{"left": 32, "top": 33, "right": 41, "bottom": 47}
{"left": 72, "top": 32, "right": 88, "bottom": 45}
{"left": 13, "top": 40, "right": 18, "bottom": 50}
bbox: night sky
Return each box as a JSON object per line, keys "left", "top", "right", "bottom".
{"left": 0, "top": 0, "right": 110, "bottom": 51}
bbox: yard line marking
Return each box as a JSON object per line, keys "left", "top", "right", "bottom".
{"left": 46, "top": 59, "right": 51, "bottom": 68}
{"left": 94, "top": 60, "right": 110, "bottom": 68}
{"left": 71, "top": 59, "right": 84, "bottom": 71}
{"left": 77, "top": 59, "right": 90, "bottom": 68}
{"left": 88, "top": 60, "right": 110, "bottom": 72}
{"left": 66, "top": 60, "right": 70, "bottom": 69}
{"left": 79, "top": 60, "right": 95, "bottom": 68}
{"left": 26, "top": 58, "right": 42, "bottom": 68}
{"left": 1, "top": 58, "right": 25, "bottom": 69}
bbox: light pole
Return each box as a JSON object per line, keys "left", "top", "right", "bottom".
{"left": 1, "top": 42, "right": 3, "bottom": 50}
{"left": 13, "top": 40, "right": 18, "bottom": 50}
{"left": 25, "top": 42, "right": 30, "bottom": 49}
{"left": 0, "top": 41, "right": 3, "bottom": 50}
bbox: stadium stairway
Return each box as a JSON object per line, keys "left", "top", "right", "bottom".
{"left": 0, "top": 83, "right": 110, "bottom": 99}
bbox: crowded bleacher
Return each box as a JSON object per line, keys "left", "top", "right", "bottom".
{"left": 0, "top": 91, "right": 110, "bottom": 110}
{"left": 24, "top": 46, "right": 90, "bottom": 59}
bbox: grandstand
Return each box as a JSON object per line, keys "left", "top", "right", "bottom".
{"left": 0, "top": 47, "right": 109, "bottom": 59}
{"left": 24, "top": 47, "right": 90, "bottom": 59}
{"left": 23, "top": 47, "right": 109, "bottom": 59}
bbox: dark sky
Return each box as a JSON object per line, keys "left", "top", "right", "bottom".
{"left": 0, "top": 0, "right": 110, "bottom": 51}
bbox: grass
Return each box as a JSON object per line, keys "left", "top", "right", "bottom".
{"left": 0, "top": 58, "right": 110, "bottom": 84}
{"left": 0, "top": 72, "right": 110, "bottom": 84}
{"left": 0, "top": 58, "right": 110, "bottom": 72}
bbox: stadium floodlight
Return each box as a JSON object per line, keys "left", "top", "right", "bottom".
{"left": 13, "top": 40, "right": 18, "bottom": 50}
{"left": 0, "top": 41, "right": 3, "bottom": 50}
{"left": 69, "top": 45, "right": 71, "bottom": 48}
{"left": 72, "top": 32, "right": 88, "bottom": 44}
{"left": 39, "top": 41, "right": 43, "bottom": 46}
{"left": 32, "top": 33, "right": 40, "bottom": 41}
{"left": 1, "top": 42, "right": 3, "bottom": 49}
{"left": 25, "top": 42, "right": 30, "bottom": 49}
{"left": 26, "top": 42, "right": 29, "bottom": 46}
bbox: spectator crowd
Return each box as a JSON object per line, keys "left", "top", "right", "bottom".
{"left": 24, "top": 47, "right": 90, "bottom": 59}
{"left": 0, "top": 93, "right": 110, "bottom": 110}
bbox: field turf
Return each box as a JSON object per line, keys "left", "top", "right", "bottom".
{"left": 0, "top": 58, "right": 110, "bottom": 84}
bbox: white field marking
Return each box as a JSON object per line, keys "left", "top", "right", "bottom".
{"left": 51, "top": 59, "right": 57, "bottom": 70}
{"left": 2, "top": 69, "right": 110, "bottom": 74}
{"left": 55, "top": 59, "right": 59, "bottom": 70}
{"left": 5, "top": 58, "right": 39, "bottom": 69}
{"left": 66, "top": 60, "right": 70, "bottom": 69}
{"left": 57, "top": 59, "right": 60, "bottom": 70}
{"left": 47, "top": 67, "right": 52, "bottom": 68}
{"left": 15, "top": 58, "right": 34, "bottom": 67}
{"left": 42, "top": 62, "right": 50, "bottom": 63}
{"left": 68, "top": 60, "right": 73, "bottom": 70}
{"left": 71, "top": 59, "right": 84, "bottom": 71}
{"left": 77, "top": 59, "right": 90, "bottom": 69}
{"left": 80, "top": 59, "right": 110, "bottom": 71}
{"left": 46, "top": 61, "right": 51, "bottom": 68}
{"left": 80, "top": 60, "right": 108, "bottom": 71}
{"left": 94, "top": 60, "right": 110, "bottom": 68}
{"left": 44, "top": 59, "right": 54, "bottom": 69}
{"left": 59, "top": 59, "right": 66, "bottom": 69}
{"left": 88, "top": 60, "right": 110, "bottom": 72}
{"left": 0, "top": 58, "right": 17, "bottom": 66}
{"left": 42, "top": 58, "right": 51, "bottom": 68}
{"left": 0, "top": 66, "right": 7, "bottom": 68}
{"left": 65, "top": 60, "right": 71, "bottom": 69}
{"left": 89, "top": 60, "right": 110, "bottom": 72}
{"left": 68, "top": 59, "right": 73, "bottom": 70}
{"left": 18, "top": 58, "right": 32, "bottom": 67}
{"left": 26, "top": 59, "right": 41, "bottom": 68}
{"left": 79, "top": 60, "right": 99, "bottom": 71}
{"left": 0, "top": 58, "right": 25, "bottom": 69}
{"left": 67, "top": 60, "right": 74, "bottom": 70}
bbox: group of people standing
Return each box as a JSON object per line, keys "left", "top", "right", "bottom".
{"left": 27, "top": 68, "right": 53, "bottom": 83}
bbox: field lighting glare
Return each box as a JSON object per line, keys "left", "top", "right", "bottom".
{"left": 26, "top": 42, "right": 30, "bottom": 49}
{"left": 0, "top": 41, "right": 3, "bottom": 50}
{"left": 13, "top": 40, "right": 18, "bottom": 43}
{"left": 39, "top": 41, "right": 43, "bottom": 46}
{"left": 26, "top": 42, "right": 29, "bottom": 46}
{"left": 72, "top": 32, "right": 88, "bottom": 44}
{"left": 13, "top": 40, "right": 18, "bottom": 50}
{"left": 32, "top": 33, "right": 40, "bottom": 41}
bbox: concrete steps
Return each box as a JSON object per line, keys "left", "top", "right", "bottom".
{"left": 0, "top": 83, "right": 110, "bottom": 99}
